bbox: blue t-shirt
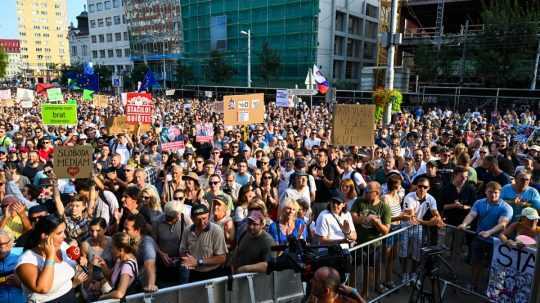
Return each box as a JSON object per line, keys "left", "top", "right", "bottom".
{"left": 500, "top": 185, "right": 540, "bottom": 221}
{"left": 0, "top": 247, "right": 25, "bottom": 303}
{"left": 268, "top": 218, "right": 308, "bottom": 245}
{"left": 235, "top": 173, "right": 252, "bottom": 187}
{"left": 471, "top": 198, "right": 513, "bottom": 233}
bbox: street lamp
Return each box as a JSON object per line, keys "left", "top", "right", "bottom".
{"left": 240, "top": 29, "right": 251, "bottom": 88}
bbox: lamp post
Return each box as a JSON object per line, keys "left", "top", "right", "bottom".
{"left": 241, "top": 29, "right": 251, "bottom": 88}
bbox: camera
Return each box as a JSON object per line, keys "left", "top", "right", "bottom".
{"left": 266, "top": 236, "right": 351, "bottom": 283}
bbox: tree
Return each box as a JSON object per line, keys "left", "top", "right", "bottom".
{"left": 206, "top": 50, "right": 234, "bottom": 84}
{"left": 124, "top": 63, "right": 147, "bottom": 90}
{"left": 414, "top": 44, "right": 460, "bottom": 83}
{"left": 0, "top": 48, "right": 7, "bottom": 79}
{"left": 258, "top": 42, "right": 281, "bottom": 86}
{"left": 472, "top": 0, "right": 540, "bottom": 87}
{"left": 94, "top": 65, "right": 113, "bottom": 91}
{"left": 175, "top": 60, "right": 194, "bottom": 87}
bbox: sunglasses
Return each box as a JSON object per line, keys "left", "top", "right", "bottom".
{"left": 174, "top": 196, "right": 184, "bottom": 200}
{"left": 417, "top": 185, "right": 429, "bottom": 189}
{"left": 209, "top": 181, "right": 220, "bottom": 185}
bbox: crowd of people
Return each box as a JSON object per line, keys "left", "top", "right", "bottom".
{"left": 0, "top": 87, "right": 538, "bottom": 302}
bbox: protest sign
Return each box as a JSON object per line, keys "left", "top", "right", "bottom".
{"left": 16, "top": 88, "right": 34, "bottom": 108}
{"left": 331, "top": 104, "right": 375, "bottom": 147}
{"left": 67, "top": 99, "right": 77, "bottom": 105}
{"left": 212, "top": 101, "right": 224, "bottom": 113}
{"left": 53, "top": 145, "right": 93, "bottom": 179}
{"left": 126, "top": 92, "right": 154, "bottom": 124}
{"left": 205, "top": 91, "right": 213, "bottom": 98}
{"left": 0, "top": 89, "right": 11, "bottom": 100}
{"left": 0, "top": 99, "right": 14, "bottom": 107}
{"left": 486, "top": 238, "right": 535, "bottom": 303}
{"left": 121, "top": 92, "right": 128, "bottom": 106}
{"left": 512, "top": 125, "right": 535, "bottom": 143}
{"left": 106, "top": 116, "right": 152, "bottom": 135}
{"left": 196, "top": 123, "right": 214, "bottom": 143}
{"left": 166, "top": 89, "right": 175, "bottom": 96}
{"left": 93, "top": 94, "right": 109, "bottom": 108}
{"left": 47, "top": 88, "right": 63, "bottom": 102}
{"left": 160, "top": 126, "right": 185, "bottom": 152}
{"left": 161, "top": 141, "right": 185, "bottom": 152}
{"left": 529, "top": 127, "right": 540, "bottom": 146}
{"left": 83, "top": 89, "right": 94, "bottom": 101}
{"left": 223, "top": 93, "right": 265, "bottom": 126}
{"left": 276, "top": 89, "right": 290, "bottom": 107}
{"left": 41, "top": 104, "right": 78, "bottom": 126}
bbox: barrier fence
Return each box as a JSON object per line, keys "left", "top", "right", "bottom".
{"left": 96, "top": 224, "right": 537, "bottom": 303}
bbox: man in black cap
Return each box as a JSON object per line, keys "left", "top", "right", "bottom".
{"left": 179, "top": 203, "right": 228, "bottom": 282}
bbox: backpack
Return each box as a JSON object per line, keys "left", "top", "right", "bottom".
{"left": 97, "top": 190, "right": 116, "bottom": 225}
{"left": 350, "top": 170, "right": 364, "bottom": 196}
{"left": 113, "top": 259, "right": 142, "bottom": 300}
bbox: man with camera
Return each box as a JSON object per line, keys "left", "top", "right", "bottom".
{"left": 307, "top": 266, "right": 366, "bottom": 303}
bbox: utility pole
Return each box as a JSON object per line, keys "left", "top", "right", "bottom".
{"left": 459, "top": 20, "right": 469, "bottom": 85}
{"left": 241, "top": 30, "right": 252, "bottom": 88}
{"left": 531, "top": 39, "right": 540, "bottom": 90}
{"left": 384, "top": 0, "right": 399, "bottom": 125}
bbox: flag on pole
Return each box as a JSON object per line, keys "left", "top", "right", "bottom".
{"left": 138, "top": 69, "right": 157, "bottom": 92}
{"left": 313, "top": 65, "right": 329, "bottom": 95}
{"left": 83, "top": 89, "right": 94, "bottom": 101}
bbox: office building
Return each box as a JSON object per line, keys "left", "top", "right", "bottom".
{"left": 124, "top": 0, "right": 183, "bottom": 87}
{"left": 16, "top": 0, "right": 70, "bottom": 82}
{"left": 87, "top": 0, "right": 132, "bottom": 74}
{"left": 68, "top": 10, "right": 91, "bottom": 66}
{"left": 181, "top": 0, "right": 379, "bottom": 88}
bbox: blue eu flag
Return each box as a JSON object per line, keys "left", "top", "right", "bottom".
{"left": 139, "top": 69, "right": 157, "bottom": 92}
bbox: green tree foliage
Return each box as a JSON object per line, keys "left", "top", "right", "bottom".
{"left": 258, "top": 42, "right": 281, "bottom": 86}
{"left": 124, "top": 63, "right": 147, "bottom": 90}
{"left": 175, "top": 60, "right": 194, "bottom": 87}
{"left": 414, "top": 45, "right": 460, "bottom": 83}
{"left": 0, "top": 47, "right": 7, "bottom": 79}
{"left": 206, "top": 50, "right": 235, "bottom": 84}
{"left": 94, "top": 65, "right": 113, "bottom": 90}
{"left": 472, "top": 0, "right": 540, "bottom": 87}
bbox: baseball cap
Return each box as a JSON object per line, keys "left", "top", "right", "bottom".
{"left": 521, "top": 207, "right": 540, "bottom": 220}
{"left": 329, "top": 192, "right": 346, "bottom": 204}
{"left": 247, "top": 210, "right": 264, "bottom": 224}
{"left": 294, "top": 158, "right": 307, "bottom": 168}
{"left": 191, "top": 203, "right": 209, "bottom": 217}
{"left": 212, "top": 195, "right": 228, "bottom": 206}
{"left": 123, "top": 186, "right": 140, "bottom": 199}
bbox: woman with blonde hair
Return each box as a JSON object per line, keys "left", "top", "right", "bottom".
{"left": 268, "top": 198, "right": 307, "bottom": 244}
{"left": 453, "top": 143, "right": 467, "bottom": 161}
{"left": 340, "top": 179, "right": 357, "bottom": 211}
{"left": 97, "top": 232, "right": 140, "bottom": 300}
{"left": 139, "top": 188, "right": 162, "bottom": 224}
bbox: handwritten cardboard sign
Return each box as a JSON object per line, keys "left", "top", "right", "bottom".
{"left": 223, "top": 93, "right": 265, "bottom": 126}
{"left": 47, "top": 88, "right": 63, "bottom": 102}
{"left": 53, "top": 145, "right": 94, "bottom": 179}
{"left": 107, "top": 116, "right": 152, "bottom": 135}
{"left": 0, "top": 90, "right": 11, "bottom": 100}
{"left": 41, "top": 104, "right": 78, "bottom": 126}
{"left": 93, "top": 94, "right": 109, "bottom": 108}
{"left": 331, "top": 104, "right": 375, "bottom": 147}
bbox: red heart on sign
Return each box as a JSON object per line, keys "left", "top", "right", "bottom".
{"left": 67, "top": 167, "right": 80, "bottom": 177}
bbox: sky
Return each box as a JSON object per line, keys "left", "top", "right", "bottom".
{"left": 0, "top": 0, "right": 87, "bottom": 39}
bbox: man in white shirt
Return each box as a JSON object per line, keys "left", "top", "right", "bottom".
{"left": 304, "top": 130, "right": 321, "bottom": 151}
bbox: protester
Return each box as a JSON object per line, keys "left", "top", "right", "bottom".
{"left": 0, "top": 229, "right": 24, "bottom": 302}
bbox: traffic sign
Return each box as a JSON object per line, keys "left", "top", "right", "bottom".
{"left": 288, "top": 89, "right": 318, "bottom": 96}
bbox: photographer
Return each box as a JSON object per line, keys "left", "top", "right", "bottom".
{"left": 307, "top": 266, "right": 366, "bottom": 303}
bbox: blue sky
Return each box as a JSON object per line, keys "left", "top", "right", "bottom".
{"left": 0, "top": 0, "right": 87, "bottom": 39}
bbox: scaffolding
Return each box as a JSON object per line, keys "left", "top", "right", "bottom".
{"left": 181, "top": 0, "right": 319, "bottom": 87}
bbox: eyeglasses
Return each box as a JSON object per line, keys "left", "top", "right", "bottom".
{"left": 417, "top": 185, "right": 429, "bottom": 189}
{"left": 174, "top": 196, "right": 184, "bottom": 200}
{"left": 263, "top": 176, "right": 272, "bottom": 180}
{"left": 209, "top": 181, "right": 220, "bottom": 185}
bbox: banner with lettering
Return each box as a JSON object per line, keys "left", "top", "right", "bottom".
{"left": 195, "top": 123, "right": 214, "bottom": 143}
{"left": 160, "top": 126, "right": 185, "bottom": 152}
{"left": 486, "top": 237, "right": 536, "bottom": 303}
{"left": 47, "top": 88, "right": 63, "bottom": 102}
{"left": 0, "top": 89, "right": 11, "bottom": 100}
{"left": 41, "top": 104, "right": 78, "bottom": 126}
{"left": 16, "top": 88, "right": 34, "bottom": 108}
{"left": 126, "top": 92, "right": 154, "bottom": 124}
{"left": 53, "top": 145, "right": 94, "bottom": 179}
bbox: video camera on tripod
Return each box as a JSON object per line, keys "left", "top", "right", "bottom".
{"left": 266, "top": 236, "right": 352, "bottom": 283}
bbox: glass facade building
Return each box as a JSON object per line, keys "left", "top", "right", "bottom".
{"left": 181, "top": 0, "right": 319, "bottom": 87}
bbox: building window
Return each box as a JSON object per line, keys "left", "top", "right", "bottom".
{"left": 124, "top": 49, "right": 130, "bottom": 57}
{"left": 122, "top": 15, "right": 127, "bottom": 24}
{"left": 364, "top": 42, "right": 376, "bottom": 60}
{"left": 123, "top": 32, "right": 128, "bottom": 41}
{"left": 98, "top": 18, "right": 104, "bottom": 27}
{"left": 115, "top": 32, "right": 122, "bottom": 41}
{"left": 365, "top": 21, "right": 378, "bottom": 40}
{"left": 82, "top": 45, "right": 88, "bottom": 56}
{"left": 116, "top": 49, "right": 122, "bottom": 57}
{"left": 71, "top": 46, "right": 77, "bottom": 56}
{"left": 90, "top": 20, "right": 96, "bottom": 28}
{"left": 106, "top": 33, "right": 113, "bottom": 42}
{"left": 97, "top": 2, "right": 103, "bottom": 11}
{"left": 366, "top": 4, "right": 378, "bottom": 18}
{"left": 114, "top": 16, "right": 121, "bottom": 25}
{"left": 104, "top": 1, "right": 111, "bottom": 10}
{"left": 89, "top": 4, "right": 95, "bottom": 12}
{"left": 108, "top": 49, "right": 114, "bottom": 57}
{"left": 106, "top": 17, "right": 112, "bottom": 26}
{"left": 335, "top": 12, "right": 346, "bottom": 32}
{"left": 333, "top": 60, "right": 344, "bottom": 79}
{"left": 91, "top": 35, "right": 97, "bottom": 43}
{"left": 100, "top": 50, "right": 106, "bottom": 58}
{"left": 348, "top": 16, "right": 361, "bottom": 35}
{"left": 334, "top": 36, "right": 344, "bottom": 56}
{"left": 346, "top": 62, "right": 359, "bottom": 79}
{"left": 92, "top": 50, "right": 98, "bottom": 58}
{"left": 113, "top": 0, "right": 120, "bottom": 8}
{"left": 99, "top": 34, "right": 104, "bottom": 43}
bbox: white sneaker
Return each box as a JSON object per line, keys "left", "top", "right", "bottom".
{"left": 401, "top": 273, "right": 409, "bottom": 283}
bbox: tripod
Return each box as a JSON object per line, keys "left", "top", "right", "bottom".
{"left": 409, "top": 245, "right": 457, "bottom": 303}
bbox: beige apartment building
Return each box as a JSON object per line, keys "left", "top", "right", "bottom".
{"left": 16, "top": 0, "right": 70, "bottom": 82}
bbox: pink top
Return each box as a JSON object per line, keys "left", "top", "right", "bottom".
{"left": 111, "top": 258, "right": 138, "bottom": 288}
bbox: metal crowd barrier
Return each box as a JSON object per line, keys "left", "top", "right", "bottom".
{"left": 95, "top": 270, "right": 304, "bottom": 303}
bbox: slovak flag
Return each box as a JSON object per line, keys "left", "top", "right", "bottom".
{"left": 313, "top": 65, "right": 329, "bottom": 95}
